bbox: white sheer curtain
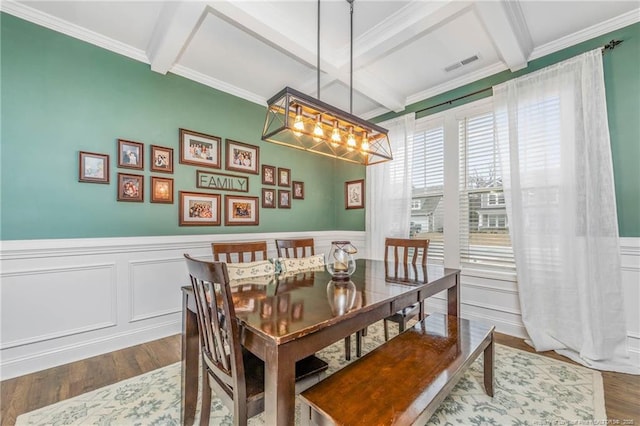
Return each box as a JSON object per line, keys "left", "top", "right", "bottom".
{"left": 365, "top": 114, "right": 415, "bottom": 260}
{"left": 494, "top": 49, "right": 637, "bottom": 373}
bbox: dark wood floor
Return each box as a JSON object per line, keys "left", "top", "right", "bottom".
{"left": 1, "top": 333, "right": 638, "bottom": 425}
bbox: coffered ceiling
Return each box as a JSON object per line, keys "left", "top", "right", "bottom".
{"left": 3, "top": 1, "right": 638, "bottom": 119}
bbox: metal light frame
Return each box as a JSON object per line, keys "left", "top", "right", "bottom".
{"left": 262, "top": 87, "right": 392, "bottom": 165}
{"left": 261, "top": 1, "right": 392, "bottom": 166}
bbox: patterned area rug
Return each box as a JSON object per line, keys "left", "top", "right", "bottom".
{"left": 17, "top": 321, "right": 605, "bottom": 425}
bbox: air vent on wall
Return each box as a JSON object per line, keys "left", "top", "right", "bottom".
{"left": 444, "top": 54, "right": 479, "bottom": 72}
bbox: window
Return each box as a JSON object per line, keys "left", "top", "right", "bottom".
{"left": 409, "top": 122, "right": 444, "bottom": 264}
{"left": 459, "top": 110, "right": 514, "bottom": 272}
{"left": 410, "top": 99, "right": 516, "bottom": 278}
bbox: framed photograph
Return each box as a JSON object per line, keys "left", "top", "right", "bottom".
{"left": 225, "top": 195, "right": 259, "bottom": 226}
{"left": 151, "top": 176, "right": 173, "bottom": 204}
{"left": 262, "top": 188, "right": 276, "bottom": 208}
{"left": 226, "top": 139, "right": 260, "bottom": 175}
{"left": 117, "top": 139, "right": 144, "bottom": 170}
{"left": 150, "top": 145, "right": 174, "bottom": 173}
{"left": 117, "top": 173, "right": 143, "bottom": 202}
{"left": 179, "top": 128, "right": 221, "bottom": 169}
{"left": 345, "top": 179, "right": 365, "bottom": 209}
{"left": 262, "top": 164, "right": 276, "bottom": 185}
{"left": 292, "top": 181, "right": 304, "bottom": 199}
{"left": 79, "top": 151, "right": 109, "bottom": 184}
{"left": 278, "top": 167, "right": 291, "bottom": 187}
{"left": 179, "top": 191, "right": 221, "bottom": 226}
{"left": 278, "top": 190, "right": 291, "bottom": 209}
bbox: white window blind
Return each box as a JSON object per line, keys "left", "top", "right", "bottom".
{"left": 410, "top": 122, "right": 444, "bottom": 264}
{"left": 459, "top": 111, "right": 515, "bottom": 272}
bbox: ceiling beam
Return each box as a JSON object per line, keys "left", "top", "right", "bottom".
{"left": 473, "top": 0, "right": 533, "bottom": 72}
{"left": 147, "top": 2, "right": 207, "bottom": 74}
{"left": 297, "top": 0, "right": 473, "bottom": 113}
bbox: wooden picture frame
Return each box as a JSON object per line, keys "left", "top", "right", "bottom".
{"left": 292, "top": 181, "right": 304, "bottom": 199}
{"left": 151, "top": 176, "right": 174, "bottom": 204}
{"left": 262, "top": 188, "right": 276, "bottom": 208}
{"left": 278, "top": 167, "right": 291, "bottom": 187}
{"left": 262, "top": 164, "right": 276, "bottom": 185}
{"left": 179, "top": 128, "right": 221, "bottom": 169}
{"left": 117, "top": 139, "right": 144, "bottom": 170}
{"left": 79, "top": 151, "right": 109, "bottom": 184}
{"left": 226, "top": 139, "right": 260, "bottom": 175}
{"left": 225, "top": 195, "right": 259, "bottom": 225}
{"left": 345, "top": 179, "right": 365, "bottom": 209}
{"left": 117, "top": 173, "right": 143, "bottom": 202}
{"left": 278, "top": 190, "right": 291, "bottom": 209}
{"left": 150, "top": 145, "right": 174, "bottom": 173}
{"left": 179, "top": 191, "right": 221, "bottom": 226}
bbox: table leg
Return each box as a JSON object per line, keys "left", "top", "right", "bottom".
{"left": 264, "top": 346, "right": 296, "bottom": 426}
{"left": 181, "top": 291, "right": 199, "bottom": 426}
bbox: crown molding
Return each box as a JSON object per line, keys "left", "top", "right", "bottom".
{"left": 169, "top": 64, "right": 266, "bottom": 106}
{"left": 529, "top": 8, "right": 640, "bottom": 61}
{"left": 0, "top": 0, "right": 149, "bottom": 64}
{"left": 406, "top": 62, "right": 505, "bottom": 107}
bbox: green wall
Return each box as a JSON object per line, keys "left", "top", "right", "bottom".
{"left": 0, "top": 14, "right": 364, "bottom": 240}
{"left": 3, "top": 14, "right": 636, "bottom": 240}
{"left": 376, "top": 23, "right": 640, "bottom": 237}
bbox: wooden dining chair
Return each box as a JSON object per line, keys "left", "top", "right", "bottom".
{"left": 184, "top": 254, "right": 329, "bottom": 426}
{"left": 275, "top": 238, "right": 315, "bottom": 258}
{"left": 212, "top": 241, "right": 268, "bottom": 263}
{"left": 383, "top": 237, "right": 430, "bottom": 341}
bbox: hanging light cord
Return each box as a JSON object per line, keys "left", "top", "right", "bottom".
{"left": 349, "top": 0, "right": 354, "bottom": 114}
{"left": 317, "top": 0, "right": 321, "bottom": 99}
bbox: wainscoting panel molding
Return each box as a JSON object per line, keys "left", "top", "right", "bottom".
{"left": 0, "top": 233, "right": 635, "bottom": 379}
{"left": 0, "top": 231, "right": 365, "bottom": 380}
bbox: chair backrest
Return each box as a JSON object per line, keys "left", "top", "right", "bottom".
{"left": 184, "top": 254, "right": 248, "bottom": 407}
{"left": 275, "top": 238, "right": 315, "bottom": 258}
{"left": 212, "top": 241, "right": 268, "bottom": 263}
{"left": 384, "top": 238, "right": 430, "bottom": 266}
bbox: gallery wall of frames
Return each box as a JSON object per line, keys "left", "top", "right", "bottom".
{"left": 77, "top": 127, "right": 346, "bottom": 228}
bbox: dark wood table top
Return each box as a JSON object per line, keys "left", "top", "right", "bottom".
{"left": 228, "top": 259, "right": 457, "bottom": 344}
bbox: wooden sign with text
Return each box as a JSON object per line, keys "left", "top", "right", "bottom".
{"left": 196, "top": 170, "right": 249, "bottom": 192}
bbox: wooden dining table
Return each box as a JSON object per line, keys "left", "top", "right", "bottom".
{"left": 181, "top": 258, "right": 461, "bottom": 426}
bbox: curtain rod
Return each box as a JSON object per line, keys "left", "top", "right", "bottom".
{"left": 415, "top": 39, "right": 624, "bottom": 116}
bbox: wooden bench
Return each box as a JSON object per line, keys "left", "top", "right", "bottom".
{"left": 299, "top": 314, "right": 495, "bottom": 425}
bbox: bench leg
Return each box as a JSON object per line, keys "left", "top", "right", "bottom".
{"left": 484, "top": 333, "right": 495, "bottom": 397}
{"left": 356, "top": 330, "right": 362, "bottom": 358}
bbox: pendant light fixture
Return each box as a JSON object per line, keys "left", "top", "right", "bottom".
{"left": 261, "top": 0, "right": 392, "bottom": 166}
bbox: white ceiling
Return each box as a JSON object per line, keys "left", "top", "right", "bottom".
{"left": 3, "top": 0, "right": 639, "bottom": 119}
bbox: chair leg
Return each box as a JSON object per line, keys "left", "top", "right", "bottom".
{"left": 344, "top": 336, "right": 351, "bottom": 361}
{"left": 383, "top": 319, "right": 389, "bottom": 341}
{"left": 200, "top": 371, "right": 212, "bottom": 426}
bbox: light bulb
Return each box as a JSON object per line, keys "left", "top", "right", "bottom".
{"left": 331, "top": 120, "right": 341, "bottom": 146}
{"left": 361, "top": 131, "right": 369, "bottom": 151}
{"left": 313, "top": 115, "right": 324, "bottom": 141}
{"left": 347, "top": 127, "right": 356, "bottom": 149}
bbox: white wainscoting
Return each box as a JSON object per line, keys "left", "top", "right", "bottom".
{"left": 0, "top": 231, "right": 365, "bottom": 380}
{"left": 1, "top": 233, "right": 637, "bottom": 379}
